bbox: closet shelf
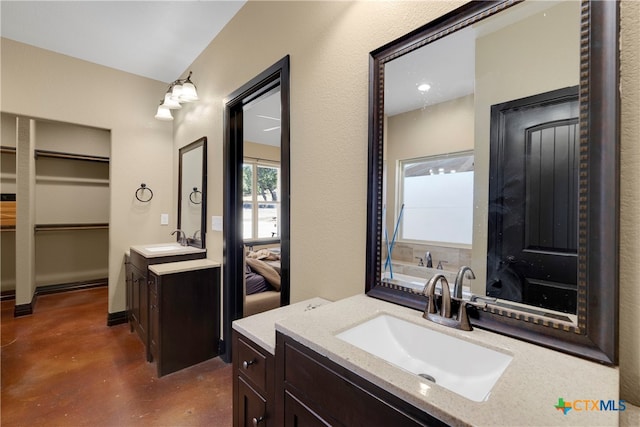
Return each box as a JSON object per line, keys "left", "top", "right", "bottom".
{"left": 35, "top": 149, "right": 109, "bottom": 163}
{"left": 35, "top": 223, "right": 109, "bottom": 232}
{"left": 35, "top": 175, "right": 110, "bottom": 185}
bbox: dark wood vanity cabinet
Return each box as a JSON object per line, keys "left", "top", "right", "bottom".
{"left": 126, "top": 248, "right": 208, "bottom": 364}
{"left": 148, "top": 265, "right": 220, "bottom": 377}
{"left": 275, "top": 332, "right": 448, "bottom": 427}
{"left": 233, "top": 330, "right": 275, "bottom": 427}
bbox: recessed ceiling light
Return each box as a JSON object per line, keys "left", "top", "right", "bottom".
{"left": 418, "top": 83, "right": 431, "bottom": 92}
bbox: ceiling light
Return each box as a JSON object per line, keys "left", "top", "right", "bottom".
{"left": 418, "top": 83, "right": 431, "bottom": 92}
{"left": 155, "top": 71, "right": 199, "bottom": 120}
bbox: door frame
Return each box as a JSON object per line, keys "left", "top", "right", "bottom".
{"left": 222, "top": 56, "right": 290, "bottom": 362}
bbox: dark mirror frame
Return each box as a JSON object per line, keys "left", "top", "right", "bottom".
{"left": 178, "top": 136, "right": 207, "bottom": 249}
{"left": 365, "top": 0, "right": 619, "bottom": 365}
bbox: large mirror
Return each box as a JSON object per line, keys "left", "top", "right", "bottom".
{"left": 178, "top": 136, "right": 207, "bottom": 249}
{"left": 366, "top": 0, "right": 619, "bottom": 364}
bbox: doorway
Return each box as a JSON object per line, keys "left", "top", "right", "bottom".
{"left": 222, "top": 56, "right": 290, "bottom": 362}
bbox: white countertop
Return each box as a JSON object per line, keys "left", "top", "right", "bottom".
{"left": 232, "top": 297, "right": 331, "bottom": 355}
{"left": 130, "top": 242, "right": 206, "bottom": 259}
{"left": 275, "top": 294, "right": 619, "bottom": 427}
{"left": 148, "top": 259, "right": 220, "bottom": 275}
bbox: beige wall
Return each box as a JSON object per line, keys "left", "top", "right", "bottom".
{"left": 1, "top": 37, "right": 174, "bottom": 311}
{"left": 1, "top": 0, "right": 638, "bottom": 405}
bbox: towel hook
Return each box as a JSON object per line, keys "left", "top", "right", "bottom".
{"left": 135, "top": 183, "right": 153, "bottom": 202}
{"left": 189, "top": 187, "right": 202, "bottom": 204}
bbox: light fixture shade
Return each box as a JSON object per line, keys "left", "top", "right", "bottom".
{"left": 155, "top": 105, "right": 173, "bottom": 121}
{"left": 162, "top": 93, "right": 182, "bottom": 109}
{"left": 179, "top": 82, "right": 199, "bottom": 102}
{"left": 170, "top": 83, "right": 183, "bottom": 101}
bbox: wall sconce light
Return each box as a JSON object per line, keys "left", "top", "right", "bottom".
{"left": 154, "top": 71, "right": 199, "bottom": 121}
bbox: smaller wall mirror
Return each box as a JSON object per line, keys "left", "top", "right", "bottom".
{"left": 178, "top": 137, "right": 207, "bottom": 248}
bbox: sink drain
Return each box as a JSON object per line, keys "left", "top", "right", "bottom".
{"left": 418, "top": 373, "right": 436, "bottom": 383}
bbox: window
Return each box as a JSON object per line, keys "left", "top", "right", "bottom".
{"left": 243, "top": 161, "right": 280, "bottom": 240}
{"left": 399, "top": 151, "right": 474, "bottom": 246}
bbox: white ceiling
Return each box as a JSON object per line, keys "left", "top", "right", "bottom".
{"left": 0, "top": 1, "right": 246, "bottom": 83}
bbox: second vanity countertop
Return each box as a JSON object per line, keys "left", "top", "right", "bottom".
{"left": 275, "top": 294, "right": 619, "bottom": 427}
{"left": 148, "top": 259, "right": 220, "bottom": 276}
{"left": 233, "top": 297, "right": 331, "bottom": 355}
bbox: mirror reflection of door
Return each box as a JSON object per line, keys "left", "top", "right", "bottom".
{"left": 487, "top": 86, "right": 579, "bottom": 314}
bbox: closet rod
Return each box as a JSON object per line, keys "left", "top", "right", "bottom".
{"left": 35, "top": 223, "right": 109, "bottom": 232}
{"left": 35, "top": 149, "right": 109, "bottom": 163}
{"left": 1, "top": 146, "right": 17, "bottom": 154}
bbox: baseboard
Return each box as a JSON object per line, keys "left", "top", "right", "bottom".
{"left": 35, "top": 278, "right": 108, "bottom": 296}
{"left": 107, "top": 311, "right": 127, "bottom": 327}
{"left": 11, "top": 278, "right": 108, "bottom": 317}
{"left": 14, "top": 299, "right": 35, "bottom": 317}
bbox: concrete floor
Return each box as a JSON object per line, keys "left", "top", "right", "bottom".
{"left": 1, "top": 287, "right": 233, "bottom": 426}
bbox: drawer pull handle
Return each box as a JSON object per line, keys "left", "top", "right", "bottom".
{"left": 242, "top": 359, "right": 256, "bottom": 369}
{"left": 252, "top": 416, "right": 264, "bottom": 426}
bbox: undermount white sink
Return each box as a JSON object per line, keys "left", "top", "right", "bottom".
{"left": 335, "top": 314, "right": 512, "bottom": 402}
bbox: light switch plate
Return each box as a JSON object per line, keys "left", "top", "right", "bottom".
{"left": 212, "top": 215, "right": 223, "bottom": 231}
{"left": 160, "top": 213, "right": 169, "bottom": 225}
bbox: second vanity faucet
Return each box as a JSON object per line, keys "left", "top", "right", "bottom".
{"left": 171, "top": 229, "right": 187, "bottom": 246}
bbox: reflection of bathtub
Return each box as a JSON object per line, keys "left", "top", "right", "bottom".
{"left": 381, "top": 262, "right": 461, "bottom": 294}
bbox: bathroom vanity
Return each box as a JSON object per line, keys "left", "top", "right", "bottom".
{"left": 148, "top": 259, "right": 220, "bottom": 377}
{"left": 127, "top": 243, "right": 207, "bottom": 363}
{"left": 233, "top": 294, "right": 618, "bottom": 426}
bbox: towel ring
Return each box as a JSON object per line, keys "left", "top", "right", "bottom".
{"left": 135, "top": 183, "right": 153, "bottom": 202}
{"left": 189, "top": 187, "right": 202, "bottom": 204}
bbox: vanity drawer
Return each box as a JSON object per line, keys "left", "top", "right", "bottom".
{"left": 237, "top": 336, "right": 268, "bottom": 392}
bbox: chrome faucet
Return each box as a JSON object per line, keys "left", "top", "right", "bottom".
{"left": 171, "top": 229, "right": 187, "bottom": 246}
{"left": 454, "top": 266, "right": 476, "bottom": 299}
{"left": 422, "top": 274, "right": 472, "bottom": 331}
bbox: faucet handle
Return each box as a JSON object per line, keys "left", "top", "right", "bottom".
{"left": 422, "top": 274, "right": 451, "bottom": 318}
{"left": 415, "top": 257, "right": 424, "bottom": 267}
{"left": 454, "top": 298, "right": 473, "bottom": 331}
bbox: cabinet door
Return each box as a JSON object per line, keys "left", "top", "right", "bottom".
{"left": 238, "top": 377, "right": 267, "bottom": 427}
{"left": 131, "top": 266, "right": 148, "bottom": 348}
{"left": 149, "top": 274, "right": 159, "bottom": 363}
{"left": 284, "top": 391, "right": 332, "bottom": 427}
{"left": 125, "top": 260, "right": 134, "bottom": 332}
